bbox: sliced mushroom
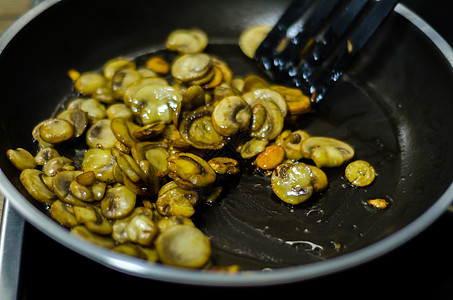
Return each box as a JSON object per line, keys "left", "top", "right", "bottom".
{"left": 248, "top": 100, "right": 284, "bottom": 141}
{"left": 130, "top": 85, "right": 182, "bottom": 125}
{"left": 103, "top": 57, "right": 136, "bottom": 80}
{"left": 167, "top": 152, "right": 216, "bottom": 188}
{"left": 275, "top": 129, "right": 310, "bottom": 160}
{"left": 208, "top": 157, "right": 240, "bottom": 175}
{"left": 111, "top": 69, "right": 142, "bottom": 100}
{"left": 145, "top": 56, "right": 170, "bottom": 74}
{"left": 307, "top": 165, "right": 328, "bottom": 192}
{"left": 100, "top": 185, "right": 136, "bottom": 219}
{"left": 112, "top": 207, "right": 158, "bottom": 245}
{"left": 110, "top": 117, "right": 140, "bottom": 148}
{"left": 116, "top": 153, "right": 147, "bottom": 184}
{"left": 35, "top": 148, "right": 59, "bottom": 166}
{"left": 157, "top": 215, "right": 195, "bottom": 233}
{"left": 74, "top": 72, "right": 108, "bottom": 96}
{"left": 39, "top": 118, "right": 74, "bottom": 144}
{"left": 238, "top": 137, "right": 269, "bottom": 159}
{"left": 73, "top": 205, "right": 113, "bottom": 235}
{"left": 79, "top": 98, "right": 107, "bottom": 121}
{"left": 70, "top": 225, "right": 115, "bottom": 248}
{"left": 6, "top": 148, "right": 37, "bottom": 171}
{"left": 43, "top": 156, "right": 74, "bottom": 177}
{"left": 239, "top": 25, "right": 272, "bottom": 59}
{"left": 345, "top": 160, "right": 376, "bottom": 187}
{"left": 271, "top": 85, "right": 311, "bottom": 115}
{"left": 56, "top": 109, "right": 89, "bottom": 138}
{"left": 50, "top": 200, "right": 79, "bottom": 228}
{"left": 81, "top": 148, "right": 116, "bottom": 183}
{"left": 52, "top": 170, "right": 85, "bottom": 206}
{"left": 20, "top": 169, "right": 56, "bottom": 205}
{"left": 255, "top": 145, "right": 285, "bottom": 170}
{"left": 123, "top": 77, "right": 169, "bottom": 107}
{"left": 106, "top": 103, "right": 133, "bottom": 120}
{"left": 212, "top": 96, "right": 252, "bottom": 136}
{"left": 271, "top": 163, "right": 314, "bottom": 205}
{"left": 171, "top": 53, "right": 213, "bottom": 83}
{"left": 173, "top": 85, "right": 205, "bottom": 127}
{"left": 156, "top": 181, "right": 199, "bottom": 217}
{"left": 86, "top": 119, "right": 117, "bottom": 149}
{"left": 242, "top": 88, "right": 287, "bottom": 118}
{"left": 132, "top": 121, "right": 166, "bottom": 140}
{"left": 155, "top": 225, "right": 211, "bottom": 268}
{"left": 301, "top": 137, "right": 355, "bottom": 168}
{"left": 166, "top": 29, "right": 208, "bottom": 54}
{"left": 179, "top": 106, "right": 226, "bottom": 149}
{"left": 131, "top": 142, "right": 169, "bottom": 177}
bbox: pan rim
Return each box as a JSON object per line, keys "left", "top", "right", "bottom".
{"left": 0, "top": 1, "right": 452, "bottom": 286}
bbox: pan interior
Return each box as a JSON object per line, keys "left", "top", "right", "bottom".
{"left": 0, "top": 0, "right": 452, "bottom": 276}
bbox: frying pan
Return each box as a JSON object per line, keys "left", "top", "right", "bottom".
{"left": 0, "top": 0, "right": 452, "bottom": 286}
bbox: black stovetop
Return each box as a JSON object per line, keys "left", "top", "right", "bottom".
{"left": 2, "top": 1, "right": 453, "bottom": 298}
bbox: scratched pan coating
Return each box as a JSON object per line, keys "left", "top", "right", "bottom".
{"left": 0, "top": 0, "right": 452, "bottom": 284}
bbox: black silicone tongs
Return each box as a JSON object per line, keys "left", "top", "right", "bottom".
{"left": 254, "top": 0, "right": 399, "bottom": 103}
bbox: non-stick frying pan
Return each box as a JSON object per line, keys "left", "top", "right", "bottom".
{"left": 0, "top": 0, "right": 452, "bottom": 286}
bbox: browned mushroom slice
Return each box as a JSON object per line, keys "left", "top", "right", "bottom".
{"left": 155, "top": 225, "right": 211, "bottom": 268}
{"left": 79, "top": 98, "right": 107, "bottom": 121}
{"left": 238, "top": 137, "right": 269, "bottom": 159}
{"left": 271, "top": 163, "right": 314, "bottom": 205}
{"left": 166, "top": 29, "right": 208, "bottom": 54}
{"left": 301, "top": 137, "right": 355, "bottom": 168}
{"left": 156, "top": 181, "right": 198, "bottom": 217}
{"left": 81, "top": 148, "right": 116, "bottom": 183}
{"left": 271, "top": 85, "right": 311, "bottom": 115}
{"left": 179, "top": 106, "right": 226, "bottom": 149}
{"left": 20, "top": 169, "right": 56, "bottom": 205}
{"left": 50, "top": 200, "right": 79, "bottom": 228}
{"left": 39, "top": 118, "right": 74, "bottom": 144}
{"left": 110, "top": 117, "right": 140, "bottom": 148}
{"left": 100, "top": 185, "right": 136, "bottom": 219}
{"left": 70, "top": 225, "right": 115, "bottom": 248}
{"left": 132, "top": 121, "right": 166, "bottom": 140}
{"left": 43, "top": 157, "right": 74, "bottom": 177}
{"left": 73, "top": 205, "right": 113, "bottom": 235}
{"left": 74, "top": 72, "right": 108, "bottom": 96}
{"left": 211, "top": 96, "right": 252, "bottom": 137}
{"left": 167, "top": 152, "right": 216, "bottom": 189}
{"left": 173, "top": 85, "right": 205, "bottom": 127}
{"left": 130, "top": 85, "right": 182, "bottom": 125}
{"left": 6, "top": 148, "right": 37, "bottom": 171}
{"left": 123, "top": 77, "right": 169, "bottom": 107}
{"left": 208, "top": 157, "right": 240, "bottom": 175}
{"left": 112, "top": 207, "right": 158, "bottom": 245}
{"left": 275, "top": 129, "right": 310, "bottom": 160}
{"left": 103, "top": 57, "right": 136, "bottom": 80}
{"left": 35, "top": 148, "right": 59, "bottom": 166}
{"left": 111, "top": 69, "right": 142, "bottom": 100}
{"left": 307, "top": 165, "right": 328, "bottom": 192}
{"left": 52, "top": 170, "right": 85, "bottom": 206}
{"left": 171, "top": 53, "right": 213, "bottom": 83}
{"left": 131, "top": 141, "right": 169, "bottom": 177}
{"left": 247, "top": 99, "right": 284, "bottom": 141}
{"left": 56, "top": 109, "right": 88, "bottom": 139}
{"left": 106, "top": 103, "right": 133, "bottom": 120}
{"left": 239, "top": 25, "right": 272, "bottom": 59}
{"left": 242, "top": 88, "right": 287, "bottom": 117}
{"left": 86, "top": 119, "right": 117, "bottom": 149}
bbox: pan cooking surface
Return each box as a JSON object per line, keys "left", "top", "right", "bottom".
{"left": 0, "top": 0, "right": 452, "bottom": 284}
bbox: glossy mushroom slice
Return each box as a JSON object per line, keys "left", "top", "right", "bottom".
{"left": 238, "top": 137, "right": 269, "bottom": 159}
{"left": 73, "top": 205, "right": 113, "bottom": 235}
{"left": 171, "top": 53, "right": 213, "bottom": 83}
{"left": 111, "top": 69, "right": 142, "bottom": 100}
{"left": 167, "top": 152, "right": 216, "bottom": 189}
{"left": 239, "top": 25, "right": 272, "bottom": 59}
{"left": 6, "top": 148, "right": 37, "bottom": 171}
{"left": 110, "top": 117, "right": 140, "bottom": 148}
{"left": 74, "top": 72, "right": 108, "bottom": 96}
{"left": 39, "top": 118, "right": 74, "bottom": 144}
{"left": 130, "top": 85, "right": 182, "bottom": 125}
{"left": 131, "top": 141, "right": 169, "bottom": 177}
{"left": 301, "top": 137, "right": 355, "bottom": 168}
{"left": 52, "top": 170, "right": 85, "bottom": 206}
{"left": 156, "top": 181, "right": 199, "bottom": 217}
{"left": 112, "top": 207, "right": 158, "bottom": 245}
{"left": 271, "top": 85, "right": 311, "bottom": 115}
{"left": 179, "top": 106, "right": 226, "bottom": 149}
{"left": 155, "top": 224, "right": 211, "bottom": 268}
{"left": 103, "top": 57, "right": 136, "bottom": 81}
{"left": 123, "top": 77, "right": 169, "bottom": 107}
{"left": 208, "top": 157, "right": 240, "bottom": 175}
{"left": 248, "top": 99, "right": 284, "bottom": 141}
{"left": 100, "top": 185, "right": 136, "bottom": 220}
{"left": 275, "top": 129, "right": 310, "bottom": 160}
{"left": 82, "top": 148, "right": 116, "bottom": 183}
{"left": 242, "top": 88, "right": 287, "bottom": 118}
{"left": 56, "top": 109, "right": 89, "bottom": 139}
{"left": 211, "top": 96, "right": 252, "bottom": 137}
{"left": 173, "top": 85, "right": 205, "bottom": 127}
{"left": 86, "top": 119, "right": 117, "bottom": 149}
{"left": 50, "top": 200, "right": 79, "bottom": 228}
{"left": 20, "top": 169, "right": 56, "bottom": 205}
{"left": 271, "top": 163, "right": 314, "bottom": 205}
{"left": 166, "top": 28, "right": 208, "bottom": 54}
